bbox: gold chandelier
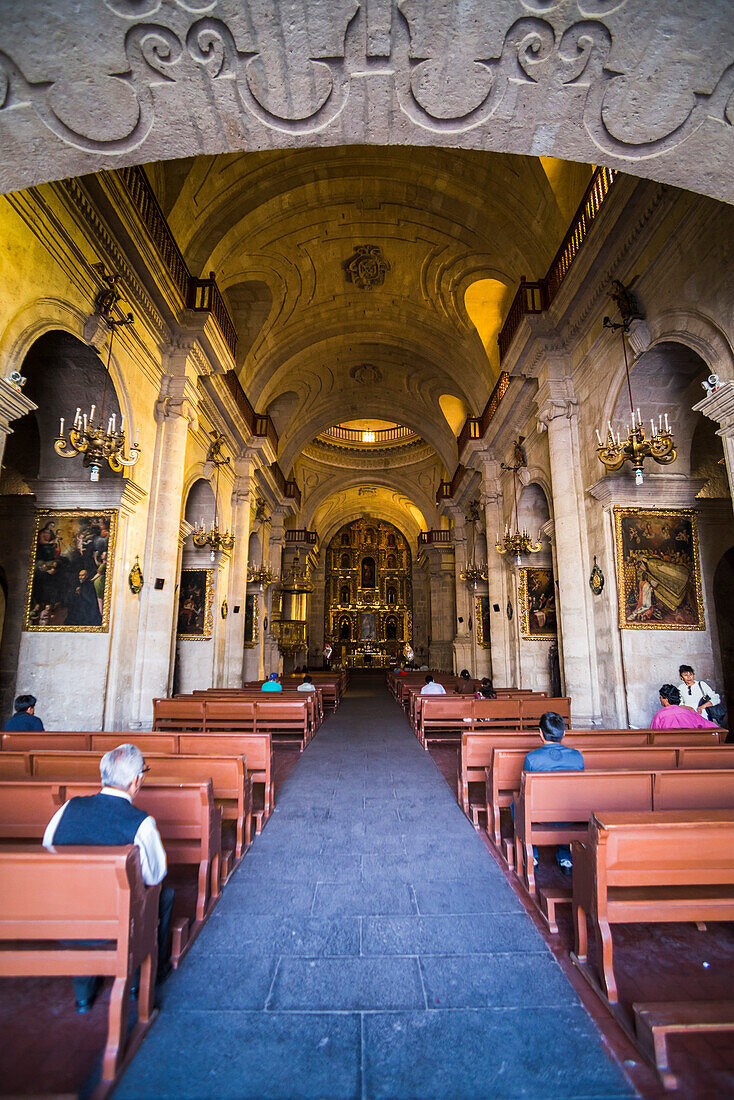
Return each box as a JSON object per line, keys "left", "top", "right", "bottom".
{"left": 597, "top": 282, "right": 676, "bottom": 485}
{"left": 54, "top": 312, "right": 140, "bottom": 482}
{"left": 459, "top": 499, "right": 488, "bottom": 590}
{"left": 247, "top": 498, "right": 278, "bottom": 590}
{"left": 495, "top": 447, "right": 542, "bottom": 566}
{"left": 193, "top": 433, "right": 235, "bottom": 559}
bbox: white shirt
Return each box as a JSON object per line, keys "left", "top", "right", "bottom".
{"left": 677, "top": 679, "right": 720, "bottom": 709}
{"left": 43, "top": 786, "right": 167, "bottom": 886}
{"left": 421, "top": 682, "right": 447, "bottom": 695}
{"left": 297, "top": 682, "right": 316, "bottom": 691}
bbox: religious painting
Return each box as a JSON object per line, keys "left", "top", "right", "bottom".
{"left": 243, "top": 592, "right": 259, "bottom": 648}
{"left": 176, "top": 568, "right": 214, "bottom": 639}
{"left": 518, "top": 567, "right": 557, "bottom": 640}
{"left": 614, "top": 507, "right": 704, "bottom": 630}
{"left": 360, "top": 611, "right": 376, "bottom": 641}
{"left": 476, "top": 595, "right": 491, "bottom": 649}
{"left": 24, "top": 509, "right": 117, "bottom": 632}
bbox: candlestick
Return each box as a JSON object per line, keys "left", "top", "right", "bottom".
{"left": 59, "top": 417, "right": 64, "bottom": 436}
{"left": 595, "top": 429, "right": 602, "bottom": 445}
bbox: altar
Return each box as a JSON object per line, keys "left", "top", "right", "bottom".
{"left": 345, "top": 646, "right": 393, "bottom": 669}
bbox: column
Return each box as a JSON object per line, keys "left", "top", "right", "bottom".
{"left": 474, "top": 451, "right": 513, "bottom": 687}
{"left": 223, "top": 453, "right": 256, "bottom": 686}
{"left": 262, "top": 506, "right": 285, "bottom": 676}
{"left": 449, "top": 507, "right": 474, "bottom": 674}
{"left": 0, "top": 376, "right": 37, "bottom": 470}
{"left": 536, "top": 376, "right": 601, "bottom": 726}
{"left": 131, "top": 349, "right": 199, "bottom": 726}
{"left": 427, "top": 552, "right": 456, "bottom": 671}
{"left": 693, "top": 379, "right": 734, "bottom": 514}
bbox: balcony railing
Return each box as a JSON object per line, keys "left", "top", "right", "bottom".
{"left": 285, "top": 529, "right": 317, "bottom": 544}
{"left": 436, "top": 463, "right": 466, "bottom": 504}
{"left": 117, "top": 166, "right": 238, "bottom": 359}
{"left": 221, "top": 371, "right": 279, "bottom": 454}
{"left": 457, "top": 371, "right": 511, "bottom": 452}
{"left": 418, "top": 530, "right": 453, "bottom": 546}
{"left": 321, "top": 424, "right": 416, "bottom": 445}
{"left": 269, "top": 462, "right": 301, "bottom": 509}
{"left": 497, "top": 166, "right": 619, "bottom": 362}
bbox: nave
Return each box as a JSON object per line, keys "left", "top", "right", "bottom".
{"left": 112, "top": 676, "right": 631, "bottom": 1100}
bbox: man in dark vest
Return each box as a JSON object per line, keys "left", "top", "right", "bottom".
{"left": 43, "top": 743, "right": 174, "bottom": 1012}
{"left": 3, "top": 693, "right": 44, "bottom": 731}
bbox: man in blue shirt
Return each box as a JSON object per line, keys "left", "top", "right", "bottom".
{"left": 519, "top": 711, "right": 584, "bottom": 874}
{"left": 261, "top": 673, "right": 283, "bottom": 692}
{"left": 3, "top": 694, "right": 44, "bottom": 731}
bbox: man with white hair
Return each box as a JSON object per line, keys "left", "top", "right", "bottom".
{"left": 43, "top": 743, "right": 173, "bottom": 1012}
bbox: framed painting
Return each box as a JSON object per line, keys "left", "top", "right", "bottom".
{"left": 476, "top": 595, "right": 491, "bottom": 649}
{"left": 243, "top": 592, "right": 259, "bottom": 648}
{"left": 176, "top": 568, "right": 214, "bottom": 639}
{"left": 24, "top": 509, "right": 117, "bottom": 632}
{"left": 614, "top": 507, "right": 704, "bottom": 630}
{"left": 518, "top": 567, "right": 557, "bottom": 640}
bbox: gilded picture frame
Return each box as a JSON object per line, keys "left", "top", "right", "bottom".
{"left": 243, "top": 592, "right": 259, "bottom": 647}
{"left": 476, "top": 595, "right": 491, "bottom": 649}
{"left": 518, "top": 566, "right": 557, "bottom": 640}
{"left": 176, "top": 568, "right": 214, "bottom": 639}
{"left": 24, "top": 508, "right": 117, "bottom": 632}
{"left": 614, "top": 507, "right": 704, "bottom": 630}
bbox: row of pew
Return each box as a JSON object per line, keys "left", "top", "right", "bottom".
{"left": 440, "top": 706, "right": 733, "bottom": 1090}
{"left": 0, "top": 683, "right": 328, "bottom": 1094}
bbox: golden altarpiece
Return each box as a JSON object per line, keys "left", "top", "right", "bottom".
{"left": 324, "top": 519, "right": 412, "bottom": 668}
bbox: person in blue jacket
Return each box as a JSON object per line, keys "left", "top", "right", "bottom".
{"left": 261, "top": 672, "right": 283, "bottom": 692}
{"left": 3, "top": 694, "right": 44, "bottom": 731}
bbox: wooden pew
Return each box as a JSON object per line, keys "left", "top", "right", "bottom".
{"left": 419, "top": 697, "right": 473, "bottom": 748}
{"left": 0, "top": 778, "right": 221, "bottom": 930}
{"left": 633, "top": 1001, "right": 734, "bottom": 1091}
{"left": 152, "top": 698, "right": 204, "bottom": 732}
{"left": 653, "top": 768, "right": 734, "bottom": 809}
{"left": 519, "top": 697, "right": 571, "bottom": 729}
{"left": 0, "top": 845, "right": 159, "bottom": 1084}
{"left": 484, "top": 746, "right": 679, "bottom": 843}
{"left": 571, "top": 811, "right": 734, "bottom": 1024}
{"left": 0, "top": 746, "right": 255, "bottom": 860}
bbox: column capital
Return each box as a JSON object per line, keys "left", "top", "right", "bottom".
{"left": 535, "top": 376, "right": 578, "bottom": 432}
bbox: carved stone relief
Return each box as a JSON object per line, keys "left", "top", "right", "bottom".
{"left": 344, "top": 246, "right": 390, "bottom": 290}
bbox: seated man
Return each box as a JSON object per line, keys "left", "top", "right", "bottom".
{"left": 43, "top": 743, "right": 173, "bottom": 1012}
{"left": 651, "top": 683, "right": 719, "bottom": 729}
{"left": 3, "top": 693, "right": 44, "bottom": 731}
{"left": 297, "top": 674, "right": 316, "bottom": 692}
{"left": 261, "top": 673, "right": 283, "bottom": 692}
{"left": 519, "top": 711, "right": 584, "bottom": 874}
{"left": 420, "top": 674, "right": 446, "bottom": 695}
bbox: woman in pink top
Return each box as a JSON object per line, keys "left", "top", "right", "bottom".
{"left": 650, "top": 684, "right": 719, "bottom": 729}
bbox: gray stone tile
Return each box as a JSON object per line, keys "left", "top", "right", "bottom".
{"left": 115, "top": 1010, "right": 361, "bottom": 1099}
{"left": 160, "top": 953, "right": 277, "bottom": 1011}
{"left": 363, "top": 1008, "right": 634, "bottom": 1099}
{"left": 269, "top": 956, "right": 425, "bottom": 1010}
{"left": 195, "top": 914, "right": 360, "bottom": 956}
{"left": 419, "top": 953, "right": 574, "bottom": 1008}
{"left": 362, "top": 914, "right": 547, "bottom": 955}
{"left": 222, "top": 879, "right": 317, "bottom": 913}
{"left": 313, "top": 881, "right": 417, "bottom": 916}
{"left": 412, "top": 878, "right": 520, "bottom": 914}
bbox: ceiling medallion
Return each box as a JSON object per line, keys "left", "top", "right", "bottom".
{"left": 349, "top": 363, "right": 383, "bottom": 385}
{"left": 344, "top": 245, "right": 390, "bottom": 290}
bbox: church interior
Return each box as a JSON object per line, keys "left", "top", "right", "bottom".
{"left": 1, "top": 2, "right": 734, "bottom": 1097}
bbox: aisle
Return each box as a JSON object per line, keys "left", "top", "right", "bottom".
{"left": 115, "top": 676, "right": 634, "bottom": 1099}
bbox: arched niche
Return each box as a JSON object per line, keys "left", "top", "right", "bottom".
{"left": 517, "top": 483, "right": 550, "bottom": 546}
{"left": 184, "top": 478, "right": 217, "bottom": 529}
{"left": 2, "top": 330, "right": 124, "bottom": 485}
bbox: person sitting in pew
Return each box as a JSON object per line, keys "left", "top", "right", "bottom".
{"left": 519, "top": 711, "right": 584, "bottom": 875}
{"left": 261, "top": 673, "right": 283, "bottom": 692}
{"left": 297, "top": 674, "right": 316, "bottom": 692}
{"left": 43, "top": 743, "right": 173, "bottom": 1012}
{"left": 3, "top": 693, "right": 44, "bottom": 731}
{"left": 421, "top": 675, "right": 446, "bottom": 695}
{"left": 453, "top": 669, "right": 474, "bottom": 695}
{"left": 476, "top": 678, "right": 497, "bottom": 700}
{"left": 650, "top": 684, "right": 720, "bottom": 729}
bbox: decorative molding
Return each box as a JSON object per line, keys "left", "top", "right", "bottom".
{"left": 587, "top": 474, "right": 706, "bottom": 509}
{"left": 348, "top": 363, "right": 384, "bottom": 384}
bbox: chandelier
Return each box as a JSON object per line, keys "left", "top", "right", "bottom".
{"left": 247, "top": 498, "right": 278, "bottom": 590}
{"left": 280, "top": 551, "right": 313, "bottom": 593}
{"left": 597, "top": 282, "right": 676, "bottom": 485}
{"left": 193, "top": 433, "right": 235, "bottom": 560}
{"left": 495, "top": 445, "right": 542, "bottom": 566}
{"left": 54, "top": 311, "right": 140, "bottom": 482}
{"left": 459, "top": 499, "right": 488, "bottom": 589}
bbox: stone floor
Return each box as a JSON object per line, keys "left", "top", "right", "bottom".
{"left": 114, "top": 675, "right": 635, "bottom": 1099}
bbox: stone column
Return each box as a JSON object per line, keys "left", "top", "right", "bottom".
{"left": 130, "top": 351, "right": 199, "bottom": 727}
{"left": 262, "top": 507, "right": 285, "bottom": 676}
{"left": 223, "top": 454, "right": 256, "bottom": 687}
{"left": 449, "top": 507, "right": 474, "bottom": 674}
{"left": 427, "top": 551, "right": 456, "bottom": 671}
{"left": 474, "top": 452, "right": 513, "bottom": 687}
{"left": 536, "top": 377, "right": 601, "bottom": 726}
{"left": 0, "top": 377, "right": 37, "bottom": 470}
{"left": 693, "top": 380, "right": 734, "bottom": 514}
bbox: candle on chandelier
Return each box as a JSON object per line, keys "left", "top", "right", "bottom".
{"left": 111, "top": 413, "right": 116, "bottom": 432}
{"left": 74, "top": 407, "right": 81, "bottom": 427}
{"left": 90, "top": 404, "right": 96, "bottom": 423}
{"left": 651, "top": 419, "right": 655, "bottom": 437}
{"left": 135, "top": 429, "right": 140, "bottom": 445}
{"left": 120, "top": 415, "right": 125, "bottom": 432}
{"left": 59, "top": 417, "right": 64, "bottom": 437}
{"left": 83, "top": 414, "right": 88, "bottom": 431}
{"left": 637, "top": 407, "right": 641, "bottom": 425}
{"left": 664, "top": 413, "right": 669, "bottom": 431}
{"left": 595, "top": 429, "right": 602, "bottom": 445}
{"left": 631, "top": 409, "right": 635, "bottom": 428}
